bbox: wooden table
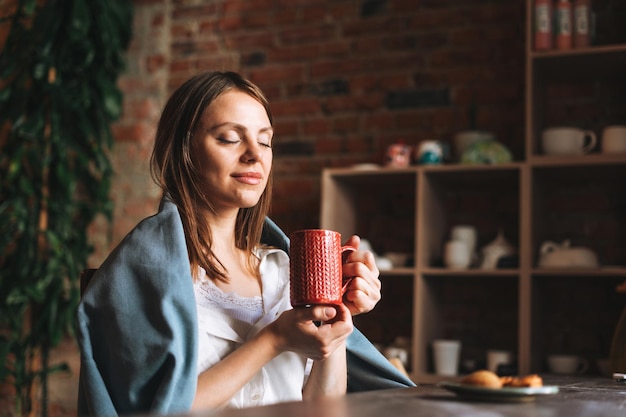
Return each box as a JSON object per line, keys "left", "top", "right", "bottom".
{"left": 192, "top": 376, "right": 626, "bottom": 417}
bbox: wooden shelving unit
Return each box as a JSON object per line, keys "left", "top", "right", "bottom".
{"left": 320, "top": 0, "right": 626, "bottom": 383}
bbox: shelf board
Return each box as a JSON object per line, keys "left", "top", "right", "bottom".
{"left": 420, "top": 162, "right": 524, "bottom": 172}
{"left": 420, "top": 268, "right": 520, "bottom": 277}
{"left": 531, "top": 43, "right": 626, "bottom": 59}
{"left": 379, "top": 267, "right": 416, "bottom": 276}
{"left": 324, "top": 166, "right": 416, "bottom": 177}
{"left": 325, "top": 162, "right": 525, "bottom": 176}
{"left": 531, "top": 267, "right": 626, "bottom": 277}
{"left": 529, "top": 153, "right": 626, "bottom": 167}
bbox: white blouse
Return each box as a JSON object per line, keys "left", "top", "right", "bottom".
{"left": 193, "top": 247, "right": 311, "bottom": 408}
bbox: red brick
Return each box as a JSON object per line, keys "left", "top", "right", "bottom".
{"left": 268, "top": 44, "right": 323, "bottom": 63}
{"left": 302, "top": 117, "right": 332, "bottom": 135}
{"left": 269, "top": 98, "right": 321, "bottom": 117}
{"left": 279, "top": 24, "right": 336, "bottom": 46}
{"left": 172, "top": 4, "right": 219, "bottom": 20}
{"left": 249, "top": 65, "right": 306, "bottom": 84}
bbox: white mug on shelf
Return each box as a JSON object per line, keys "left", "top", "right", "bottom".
{"left": 541, "top": 127, "right": 597, "bottom": 155}
{"left": 487, "top": 350, "right": 513, "bottom": 374}
{"left": 602, "top": 125, "right": 626, "bottom": 154}
{"left": 432, "top": 339, "right": 461, "bottom": 376}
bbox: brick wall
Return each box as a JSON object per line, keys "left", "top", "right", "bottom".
{"left": 94, "top": 0, "right": 527, "bottom": 261}
{"left": 3, "top": 1, "right": 530, "bottom": 416}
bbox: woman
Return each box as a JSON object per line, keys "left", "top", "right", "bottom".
{"left": 77, "top": 71, "right": 414, "bottom": 416}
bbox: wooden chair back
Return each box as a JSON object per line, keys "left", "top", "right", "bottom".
{"left": 80, "top": 268, "right": 98, "bottom": 297}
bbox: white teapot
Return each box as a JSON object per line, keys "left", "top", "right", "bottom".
{"left": 538, "top": 240, "right": 599, "bottom": 269}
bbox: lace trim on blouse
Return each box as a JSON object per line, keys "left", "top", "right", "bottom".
{"left": 194, "top": 266, "right": 264, "bottom": 316}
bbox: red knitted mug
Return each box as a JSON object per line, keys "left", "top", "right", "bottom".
{"left": 289, "top": 229, "right": 356, "bottom": 306}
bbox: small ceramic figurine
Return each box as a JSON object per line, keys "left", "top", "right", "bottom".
{"left": 480, "top": 230, "right": 516, "bottom": 270}
{"left": 384, "top": 142, "right": 412, "bottom": 168}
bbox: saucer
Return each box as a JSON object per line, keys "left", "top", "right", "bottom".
{"left": 439, "top": 381, "right": 559, "bottom": 402}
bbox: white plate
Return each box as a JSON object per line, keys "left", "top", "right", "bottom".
{"left": 439, "top": 381, "right": 559, "bottom": 402}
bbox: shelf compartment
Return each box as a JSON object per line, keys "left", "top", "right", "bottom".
{"left": 419, "top": 167, "right": 520, "bottom": 269}
{"left": 531, "top": 163, "right": 626, "bottom": 268}
{"left": 530, "top": 274, "right": 625, "bottom": 375}
{"left": 414, "top": 274, "right": 519, "bottom": 382}
{"left": 528, "top": 52, "right": 626, "bottom": 157}
{"left": 321, "top": 168, "right": 416, "bottom": 256}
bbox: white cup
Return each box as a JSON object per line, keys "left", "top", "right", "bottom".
{"left": 547, "top": 354, "right": 589, "bottom": 375}
{"left": 433, "top": 339, "right": 461, "bottom": 376}
{"left": 450, "top": 225, "right": 477, "bottom": 253}
{"left": 443, "top": 240, "right": 471, "bottom": 269}
{"left": 487, "top": 350, "right": 513, "bottom": 374}
{"left": 541, "top": 127, "right": 597, "bottom": 155}
{"left": 602, "top": 125, "right": 626, "bottom": 154}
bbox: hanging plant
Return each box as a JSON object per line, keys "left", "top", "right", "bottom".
{"left": 0, "top": 0, "right": 132, "bottom": 415}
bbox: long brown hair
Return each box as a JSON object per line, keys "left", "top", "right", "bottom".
{"left": 150, "top": 70, "right": 273, "bottom": 282}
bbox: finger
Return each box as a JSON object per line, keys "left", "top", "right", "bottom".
{"left": 317, "top": 304, "right": 353, "bottom": 334}
{"left": 306, "top": 305, "right": 338, "bottom": 322}
{"left": 346, "top": 276, "right": 381, "bottom": 300}
{"left": 343, "top": 258, "right": 381, "bottom": 289}
{"left": 343, "top": 235, "right": 360, "bottom": 250}
{"left": 333, "top": 302, "right": 353, "bottom": 322}
{"left": 344, "top": 290, "right": 377, "bottom": 314}
{"left": 292, "top": 305, "right": 336, "bottom": 323}
{"left": 344, "top": 250, "right": 379, "bottom": 273}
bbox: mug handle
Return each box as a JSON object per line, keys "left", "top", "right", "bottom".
{"left": 341, "top": 245, "right": 357, "bottom": 294}
{"left": 582, "top": 130, "right": 597, "bottom": 154}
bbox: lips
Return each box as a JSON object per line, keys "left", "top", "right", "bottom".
{"left": 232, "top": 171, "right": 263, "bottom": 185}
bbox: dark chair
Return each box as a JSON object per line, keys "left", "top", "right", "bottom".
{"left": 80, "top": 268, "right": 98, "bottom": 296}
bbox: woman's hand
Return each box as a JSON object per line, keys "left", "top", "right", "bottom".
{"left": 341, "top": 235, "right": 382, "bottom": 316}
{"left": 193, "top": 304, "right": 352, "bottom": 409}
{"left": 269, "top": 303, "right": 353, "bottom": 360}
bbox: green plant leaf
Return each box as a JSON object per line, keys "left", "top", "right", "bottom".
{"left": 0, "top": 1, "right": 133, "bottom": 413}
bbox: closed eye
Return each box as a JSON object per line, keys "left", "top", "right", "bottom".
{"left": 258, "top": 131, "right": 273, "bottom": 148}
{"left": 217, "top": 137, "right": 240, "bottom": 145}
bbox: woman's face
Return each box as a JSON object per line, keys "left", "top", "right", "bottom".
{"left": 193, "top": 89, "right": 273, "bottom": 214}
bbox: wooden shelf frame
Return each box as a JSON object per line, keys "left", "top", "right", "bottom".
{"left": 319, "top": 0, "right": 626, "bottom": 384}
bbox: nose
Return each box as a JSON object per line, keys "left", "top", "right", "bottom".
{"left": 241, "top": 141, "right": 263, "bottom": 163}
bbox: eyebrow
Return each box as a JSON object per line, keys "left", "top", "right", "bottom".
{"left": 208, "top": 122, "right": 273, "bottom": 135}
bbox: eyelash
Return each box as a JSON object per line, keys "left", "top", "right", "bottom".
{"left": 217, "top": 137, "right": 239, "bottom": 145}
{"left": 217, "top": 137, "right": 272, "bottom": 148}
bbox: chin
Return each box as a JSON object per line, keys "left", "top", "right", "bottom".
{"left": 239, "top": 196, "right": 263, "bottom": 209}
